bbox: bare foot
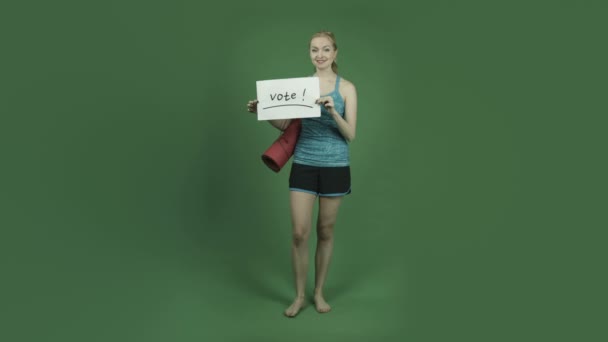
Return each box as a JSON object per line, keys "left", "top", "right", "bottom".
{"left": 314, "top": 294, "right": 331, "bottom": 313}
{"left": 284, "top": 296, "right": 306, "bottom": 317}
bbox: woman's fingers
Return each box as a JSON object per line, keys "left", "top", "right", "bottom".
{"left": 247, "top": 99, "right": 258, "bottom": 113}
{"left": 316, "top": 97, "right": 333, "bottom": 107}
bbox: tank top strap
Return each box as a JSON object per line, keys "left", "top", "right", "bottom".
{"left": 334, "top": 75, "right": 341, "bottom": 92}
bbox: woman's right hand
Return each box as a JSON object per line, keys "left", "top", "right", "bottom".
{"left": 247, "top": 99, "right": 258, "bottom": 114}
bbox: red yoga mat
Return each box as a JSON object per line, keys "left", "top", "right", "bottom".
{"left": 261, "top": 119, "right": 302, "bottom": 172}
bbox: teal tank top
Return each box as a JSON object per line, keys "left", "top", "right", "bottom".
{"left": 294, "top": 76, "right": 349, "bottom": 167}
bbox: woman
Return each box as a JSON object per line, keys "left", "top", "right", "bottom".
{"left": 247, "top": 31, "right": 357, "bottom": 317}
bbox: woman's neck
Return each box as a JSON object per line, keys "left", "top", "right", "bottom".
{"left": 314, "top": 68, "right": 337, "bottom": 79}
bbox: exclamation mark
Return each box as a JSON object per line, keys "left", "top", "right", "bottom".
{"left": 302, "top": 88, "right": 306, "bottom": 101}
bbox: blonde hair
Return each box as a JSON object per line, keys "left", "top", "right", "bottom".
{"left": 310, "top": 31, "right": 338, "bottom": 73}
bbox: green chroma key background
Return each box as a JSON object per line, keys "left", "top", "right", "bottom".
{"left": 1, "top": 0, "right": 605, "bottom": 341}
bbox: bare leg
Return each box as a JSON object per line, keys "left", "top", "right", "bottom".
{"left": 284, "top": 190, "right": 316, "bottom": 317}
{"left": 314, "top": 195, "right": 343, "bottom": 313}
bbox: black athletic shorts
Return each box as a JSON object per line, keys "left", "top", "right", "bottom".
{"left": 289, "top": 162, "right": 351, "bottom": 197}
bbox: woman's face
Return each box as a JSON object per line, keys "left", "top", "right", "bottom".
{"left": 310, "top": 36, "right": 337, "bottom": 70}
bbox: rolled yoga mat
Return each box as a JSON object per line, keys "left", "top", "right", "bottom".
{"left": 261, "top": 119, "right": 302, "bottom": 172}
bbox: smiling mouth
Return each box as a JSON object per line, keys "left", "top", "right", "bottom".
{"left": 316, "top": 60, "right": 327, "bottom": 63}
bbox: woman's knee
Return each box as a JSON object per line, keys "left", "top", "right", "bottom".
{"left": 292, "top": 229, "right": 310, "bottom": 246}
{"left": 317, "top": 222, "right": 335, "bottom": 241}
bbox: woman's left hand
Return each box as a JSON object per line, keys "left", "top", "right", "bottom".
{"left": 316, "top": 96, "right": 336, "bottom": 114}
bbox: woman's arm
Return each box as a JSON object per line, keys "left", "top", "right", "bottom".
{"left": 248, "top": 99, "right": 292, "bottom": 131}
{"left": 268, "top": 119, "right": 292, "bottom": 131}
{"left": 330, "top": 82, "right": 357, "bottom": 142}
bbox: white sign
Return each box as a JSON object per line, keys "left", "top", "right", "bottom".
{"left": 256, "top": 77, "right": 321, "bottom": 120}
